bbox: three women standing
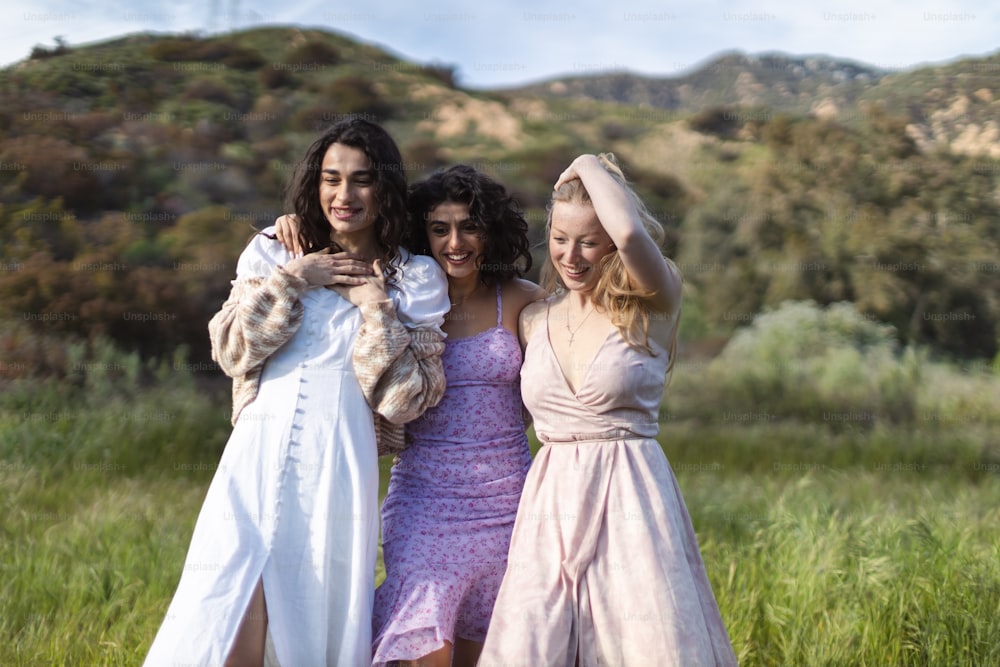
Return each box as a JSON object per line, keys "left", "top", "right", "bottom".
{"left": 147, "top": 123, "right": 736, "bottom": 665}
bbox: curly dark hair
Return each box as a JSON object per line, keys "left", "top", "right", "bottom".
{"left": 405, "top": 165, "right": 531, "bottom": 286}
{"left": 283, "top": 118, "right": 407, "bottom": 286}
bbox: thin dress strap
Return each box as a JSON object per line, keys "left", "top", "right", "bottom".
{"left": 495, "top": 283, "right": 503, "bottom": 327}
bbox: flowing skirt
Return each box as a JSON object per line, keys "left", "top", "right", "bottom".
{"left": 479, "top": 436, "right": 738, "bottom": 667}
{"left": 144, "top": 360, "right": 380, "bottom": 667}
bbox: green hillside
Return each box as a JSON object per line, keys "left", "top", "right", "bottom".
{"left": 1, "top": 27, "right": 998, "bottom": 367}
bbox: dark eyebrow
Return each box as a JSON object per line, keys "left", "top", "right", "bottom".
{"left": 427, "top": 217, "right": 474, "bottom": 225}
{"left": 321, "top": 168, "right": 375, "bottom": 178}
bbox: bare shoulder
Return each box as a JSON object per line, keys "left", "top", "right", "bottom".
{"left": 520, "top": 296, "right": 550, "bottom": 321}
{"left": 504, "top": 278, "right": 549, "bottom": 311}
{"left": 517, "top": 293, "right": 554, "bottom": 347}
{"left": 646, "top": 297, "right": 682, "bottom": 350}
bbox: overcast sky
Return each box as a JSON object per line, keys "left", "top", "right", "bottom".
{"left": 3, "top": 0, "right": 998, "bottom": 88}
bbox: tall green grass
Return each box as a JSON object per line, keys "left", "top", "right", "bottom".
{"left": 683, "top": 468, "right": 1000, "bottom": 666}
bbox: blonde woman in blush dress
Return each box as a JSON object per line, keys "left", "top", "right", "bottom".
{"left": 479, "top": 154, "right": 738, "bottom": 666}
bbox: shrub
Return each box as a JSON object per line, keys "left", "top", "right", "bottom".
{"left": 283, "top": 41, "right": 341, "bottom": 67}
{"left": 0, "top": 135, "right": 100, "bottom": 211}
{"left": 422, "top": 63, "right": 457, "bottom": 88}
{"left": 600, "top": 121, "right": 639, "bottom": 142}
{"left": 28, "top": 38, "right": 70, "bottom": 60}
{"left": 691, "top": 300, "right": 923, "bottom": 425}
{"left": 403, "top": 138, "right": 448, "bottom": 172}
{"left": 688, "top": 106, "right": 740, "bottom": 138}
{"left": 259, "top": 66, "right": 295, "bottom": 89}
{"left": 180, "top": 79, "right": 237, "bottom": 107}
{"left": 325, "top": 76, "right": 393, "bottom": 119}
{"left": 147, "top": 36, "right": 265, "bottom": 70}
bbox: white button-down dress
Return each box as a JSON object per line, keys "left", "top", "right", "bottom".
{"left": 144, "top": 234, "right": 448, "bottom": 667}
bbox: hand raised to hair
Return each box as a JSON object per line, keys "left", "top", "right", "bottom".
{"left": 553, "top": 154, "right": 601, "bottom": 191}
{"left": 275, "top": 214, "right": 304, "bottom": 256}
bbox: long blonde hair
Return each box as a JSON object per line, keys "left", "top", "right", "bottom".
{"left": 541, "top": 154, "right": 680, "bottom": 365}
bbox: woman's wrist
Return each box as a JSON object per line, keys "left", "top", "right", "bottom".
{"left": 357, "top": 299, "right": 398, "bottom": 330}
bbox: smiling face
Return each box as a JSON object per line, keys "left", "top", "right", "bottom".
{"left": 318, "top": 142, "right": 378, "bottom": 240}
{"left": 425, "top": 201, "right": 485, "bottom": 281}
{"left": 548, "top": 201, "right": 616, "bottom": 292}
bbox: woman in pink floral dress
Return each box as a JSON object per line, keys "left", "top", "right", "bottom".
{"left": 372, "top": 165, "right": 546, "bottom": 667}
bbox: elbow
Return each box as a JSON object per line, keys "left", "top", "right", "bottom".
{"left": 615, "top": 227, "right": 642, "bottom": 251}
{"left": 211, "top": 350, "right": 247, "bottom": 378}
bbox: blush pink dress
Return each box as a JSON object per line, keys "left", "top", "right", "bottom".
{"left": 479, "top": 304, "right": 738, "bottom": 666}
{"left": 372, "top": 286, "right": 532, "bottom": 664}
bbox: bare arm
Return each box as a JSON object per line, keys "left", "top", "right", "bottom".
{"left": 555, "top": 154, "right": 681, "bottom": 314}
{"left": 517, "top": 298, "right": 549, "bottom": 351}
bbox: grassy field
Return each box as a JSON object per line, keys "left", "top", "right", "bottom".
{"left": 3, "top": 403, "right": 998, "bottom": 665}
{"left": 2, "top": 304, "right": 999, "bottom": 665}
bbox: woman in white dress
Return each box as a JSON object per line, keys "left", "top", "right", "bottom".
{"left": 143, "top": 119, "right": 450, "bottom": 667}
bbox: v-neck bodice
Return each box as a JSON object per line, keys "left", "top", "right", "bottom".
{"left": 521, "top": 311, "right": 670, "bottom": 444}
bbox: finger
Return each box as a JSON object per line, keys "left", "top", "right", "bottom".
{"left": 554, "top": 170, "right": 577, "bottom": 190}
{"left": 325, "top": 275, "right": 367, "bottom": 286}
{"left": 331, "top": 261, "right": 375, "bottom": 275}
{"left": 283, "top": 235, "right": 304, "bottom": 257}
{"left": 370, "top": 259, "right": 386, "bottom": 288}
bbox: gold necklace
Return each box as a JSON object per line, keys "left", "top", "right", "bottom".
{"left": 565, "top": 303, "right": 595, "bottom": 346}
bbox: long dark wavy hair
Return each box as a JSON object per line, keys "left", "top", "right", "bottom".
{"left": 405, "top": 165, "right": 531, "bottom": 286}
{"left": 283, "top": 118, "right": 407, "bottom": 286}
